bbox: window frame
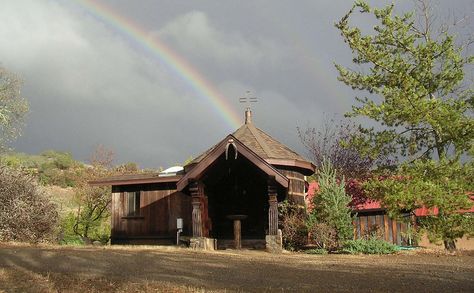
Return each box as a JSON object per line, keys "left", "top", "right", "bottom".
{"left": 125, "top": 191, "right": 141, "bottom": 217}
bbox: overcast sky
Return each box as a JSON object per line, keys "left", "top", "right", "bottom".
{"left": 1, "top": 0, "right": 473, "bottom": 168}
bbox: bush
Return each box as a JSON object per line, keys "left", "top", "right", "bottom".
{"left": 40, "top": 150, "right": 75, "bottom": 170}
{"left": 342, "top": 237, "right": 399, "bottom": 254}
{"left": 281, "top": 212, "right": 308, "bottom": 250}
{"left": 307, "top": 222, "right": 338, "bottom": 251}
{"left": 58, "top": 212, "right": 85, "bottom": 245}
{"left": 0, "top": 164, "right": 59, "bottom": 242}
{"left": 279, "top": 201, "right": 308, "bottom": 250}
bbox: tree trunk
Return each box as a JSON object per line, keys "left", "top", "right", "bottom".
{"left": 443, "top": 239, "right": 456, "bottom": 251}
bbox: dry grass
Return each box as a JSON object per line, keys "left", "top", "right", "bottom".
{"left": 0, "top": 267, "right": 223, "bottom": 293}
{"left": 1, "top": 243, "right": 473, "bottom": 292}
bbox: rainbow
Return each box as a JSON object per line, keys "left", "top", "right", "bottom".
{"left": 68, "top": 0, "right": 242, "bottom": 130}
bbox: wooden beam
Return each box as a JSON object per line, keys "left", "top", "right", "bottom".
{"left": 89, "top": 175, "right": 182, "bottom": 187}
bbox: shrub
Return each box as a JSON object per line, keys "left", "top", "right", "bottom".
{"left": 279, "top": 200, "right": 308, "bottom": 250}
{"left": 40, "top": 150, "right": 75, "bottom": 170}
{"left": 58, "top": 212, "right": 85, "bottom": 245}
{"left": 342, "top": 237, "right": 399, "bottom": 254}
{"left": 281, "top": 212, "right": 308, "bottom": 250}
{"left": 307, "top": 222, "right": 338, "bottom": 251}
{"left": 0, "top": 164, "right": 58, "bottom": 242}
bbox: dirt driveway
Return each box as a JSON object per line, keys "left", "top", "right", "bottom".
{"left": 1, "top": 244, "right": 473, "bottom": 292}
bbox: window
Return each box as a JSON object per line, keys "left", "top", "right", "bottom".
{"left": 126, "top": 191, "right": 140, "bottom": 216}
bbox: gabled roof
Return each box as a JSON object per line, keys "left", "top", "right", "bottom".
{"left": 188, "top": 110, "right": 315, "bottom": 175}
{"left": 177, "top": 134, "right": 289, "bottom": 191}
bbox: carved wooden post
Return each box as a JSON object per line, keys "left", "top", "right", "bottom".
{"left": 234, "top": 219, "right": 242, "bottom": 249}
{"left": 268, "top": 177, "right": 278, "bottom": 236}
{"left": 190, "top": 180, "right": 203, "bottom": 237}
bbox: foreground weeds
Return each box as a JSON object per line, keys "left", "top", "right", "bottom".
{"left": 0, "top": 268, "right": 220, "bottom": 293}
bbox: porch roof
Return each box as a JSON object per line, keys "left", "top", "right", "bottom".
{"left": 177, "top": 134, "right": 289, "bottom": 191}
{"left": 89, "top": 173, "right": 182, "bottom": 186}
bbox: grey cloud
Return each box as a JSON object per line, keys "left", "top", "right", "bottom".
{"left": 2, "top": 0, "right": 472, "bottom": 168}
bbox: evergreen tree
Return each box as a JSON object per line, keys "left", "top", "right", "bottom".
{"left": 335, "top": 1, "right": 474, "bottom": 250}
{"left": 310, "top": 159, "right": 354, "bottom": 248}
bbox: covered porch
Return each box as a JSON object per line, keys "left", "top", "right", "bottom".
{"left": 177, "top": 135, "right": 288, "bottom": 252}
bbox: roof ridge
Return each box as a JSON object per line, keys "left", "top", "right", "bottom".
{"left": 247, "top": 124, "right": 275, "bottom": 158}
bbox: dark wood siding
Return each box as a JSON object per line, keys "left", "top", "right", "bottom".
{"left": 278, "top": 169, "right": 306, "bottom": 205}
{"left": 111, "top": 183, "right": 192, "bottom": 241}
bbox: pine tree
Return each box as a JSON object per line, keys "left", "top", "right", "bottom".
{"left": 310, "top": 159, "right": 354, "bottom": 247}
{"left": 335, "top": 1, "right": 474, "bottom": 250}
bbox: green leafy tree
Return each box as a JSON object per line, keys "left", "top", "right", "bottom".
{"left": 71, "top": 146, "right": 115, "bottom": 244}
{"left": 0, "top": 67, "right": 29, "bottom": 151}
{"left": 70, "top": 146, "right": 142, "bottom": 244}
{"left": 335, "top": 1, "right": 474, "bottom": 250}
{"left": 309, "top": 159, "right": 354, "bottom": 250}
{"left": 72, "top": 182, "right": 111, "bottom": 244}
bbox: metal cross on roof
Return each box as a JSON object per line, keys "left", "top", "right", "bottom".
{"left": 239, "top": 91, "right": 258, "bottom": 109}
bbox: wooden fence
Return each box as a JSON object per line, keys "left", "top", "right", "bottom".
{"left": 353, "top": 211, "right": 413, "bottom": 245}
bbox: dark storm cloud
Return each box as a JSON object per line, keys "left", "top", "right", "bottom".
{"left": 1, "top": 0, "right": 472, "bottom": 167}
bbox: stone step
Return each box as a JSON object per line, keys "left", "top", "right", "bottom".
{"left": 217, "top": 239, "right": 266, "bottom": 250}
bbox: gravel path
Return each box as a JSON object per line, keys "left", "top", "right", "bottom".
{"left": 1, "top": 244, "right": 473, "bottom": 292}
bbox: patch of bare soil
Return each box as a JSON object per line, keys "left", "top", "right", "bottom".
{"left": 0, "top": 243, "right": 473, "bottom": 292}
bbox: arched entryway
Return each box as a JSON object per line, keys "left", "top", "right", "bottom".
{"left": 202, "top": 150, "right": 273, "bottom": 248}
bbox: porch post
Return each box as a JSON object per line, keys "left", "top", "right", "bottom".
{"left": 189, "top": 180, "right": 215, "bottom": 250}
{"left": 266, "top": 176, "right": 282, "bottom": 252}
{"left": 268, "top": 179, "right": 278, "bottom": 236}
{"left": 190, "top": 180, "right": 203, "bottom": 237}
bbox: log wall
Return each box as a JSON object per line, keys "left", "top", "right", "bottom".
{"left": 278, "top": 169, "right": 306, "bottom": 205}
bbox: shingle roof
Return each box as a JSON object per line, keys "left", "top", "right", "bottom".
{"left": 189, "top": 111, "right": 310, "bottom": 166}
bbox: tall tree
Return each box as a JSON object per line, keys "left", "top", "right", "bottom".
{"left": 335, "top": 1, "right": 474, "bottom": 250}
{"left": 0, "top": 66, "right": 29, "bottom": 151}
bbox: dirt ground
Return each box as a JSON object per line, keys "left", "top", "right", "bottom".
{"left": 0, "top": 243, "right": 473, "bottom": 292}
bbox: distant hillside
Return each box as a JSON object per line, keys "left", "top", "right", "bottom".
{"left": 0, "top": 150, "right": 156, "bottom": 188}
{"left": 0, "top": 150, "right": 85, "bottom": 187}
